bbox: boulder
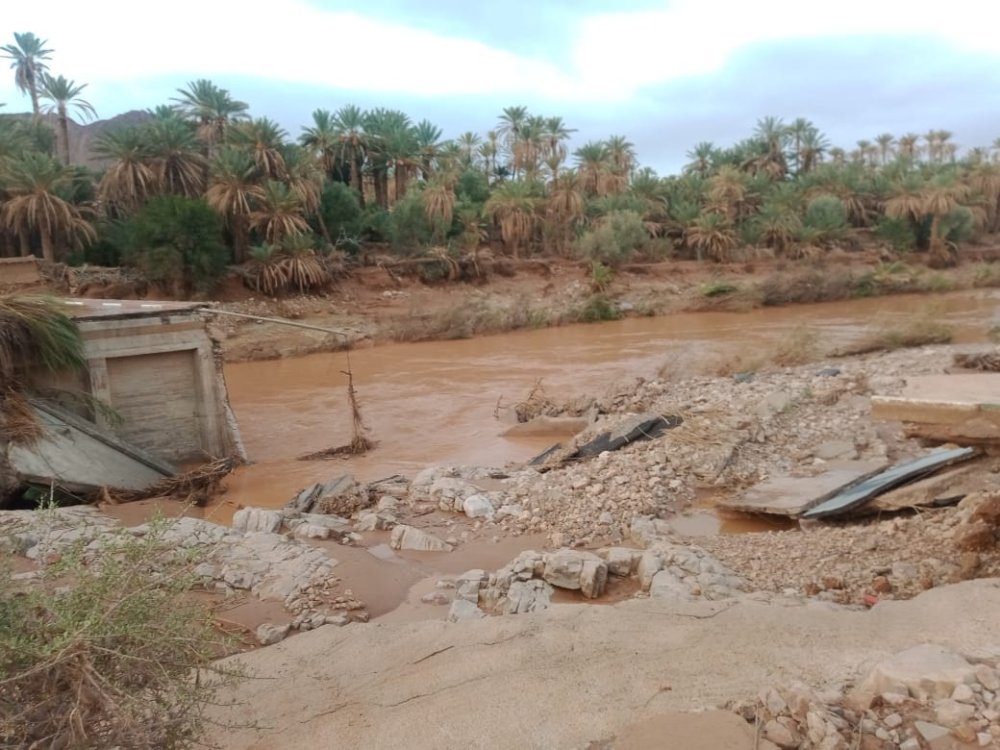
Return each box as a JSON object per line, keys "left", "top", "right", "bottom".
{"left": 855, "top": 644, "right": 976, "bottom": 702}
{"left": 389, "top": 525, "right": 453, "bottom": 552}
{"left": 463, "top": 494, "right": 495, "bottom": 520}
{"left": 501, "top": 579, "right": 553, "bottom": 614}
{"left": 447, "top": 598, "right": 485, "bottom": 622}
{"left": 291, "top": 523, "right": 330, "bottom": 540}
{"left": 541, "top": 549, "right": 607, "bottom": 598}
{"left": 286, "top": 475, "right": 371, "bottom": 516}
{"left": 599, "top": 547, "right": 640, "bottom": 577}
{"left": 255, "top": 622, "right": 291, "bottom": 646}
{"left": 232, "top": 508, "right": 282, "bottom": 534}
{"left": 454, "top": 569, "right": 488, "bottom": 602}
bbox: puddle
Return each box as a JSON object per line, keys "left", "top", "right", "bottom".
{"left": 668, "top": 511, "right": 797, "bottom": 537}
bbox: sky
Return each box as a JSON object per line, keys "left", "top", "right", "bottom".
{"left": 4, "top": 0, "right": 1000, "bottom": 173}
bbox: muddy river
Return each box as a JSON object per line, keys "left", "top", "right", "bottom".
{"left": 214, "top": 290, "right": 1000, "bottom": 523}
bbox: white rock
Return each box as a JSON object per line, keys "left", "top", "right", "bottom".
{"left": 232, "top": 507, "right": 282, "bottom": 534}
{"left": 952, "top": 683, "right": 976, "bottom": 703}
{"left": 883, "top": 713, "right": 902, "bottom": 729}
{"left": 637, "top": 550, "right": 664, "bottom": 589}
{"left": 600, "top": 547, "right": 640, "bottom": 577}
{"left": 915, "top": 720, "right": 952, "bottom": 742}
{"left": 447, "top": 598, "right": 485, "bottom": 622}
{"left": 390, "top": 525, "right": 453, "bottom": 552}
{"left": 857, "top": 644, "right": 976, "bottom": 701}
{"left": 463, "top": 494, "right": 495, "bottom": 520}
{"left": 979, "top": 732, "right": 993, "bottom": 747}
{"left": 255, "top": 622, "right": 290, "bottom": 646}
{"left": 292, "top": 523, "right": 330, "bottom": 540}
{"left": 899, "top": 739, "right": 920, "bottom": 750}
{"left": 975, "top": 664, "right": 1000, "bottom": 691}
{"left": 420, "top": 591, "right": 451, "bottom": 606}
{"left": 541, "top": 549, "right": 607, "bottom": 597}
{"left": 934, "top": 698, "right": 975, "bottom": 727}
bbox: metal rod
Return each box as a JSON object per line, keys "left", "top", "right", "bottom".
{"left": 201, "top": 308, "right": 349, "bottom": 337}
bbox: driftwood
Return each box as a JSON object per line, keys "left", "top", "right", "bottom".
{"left": 107, "top": 455, "right": 241, "bottom": 506}
{"left": 298, "top": 358, "right": 375, "bottom": 460}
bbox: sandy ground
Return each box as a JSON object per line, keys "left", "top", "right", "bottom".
{"left": 207, "top": 579, "right": 1000, "bottom": 750}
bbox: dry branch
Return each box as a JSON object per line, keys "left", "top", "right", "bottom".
{"left": 108, "top": 455, "right": 241, "bottom": 506}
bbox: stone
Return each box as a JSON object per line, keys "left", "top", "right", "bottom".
{"left": 232, "top": 507, "right": 282, "bottom": 534}
{"left": 649, "top": 569, "right": 692, "bottom": 602}
{"left": 891, "top": 561, "right": 919, "bottom": 581}
{"left": 580, "top": 558, "right": 608, "bottom": 599}
{"left": 899, "top": 739, "right": 920, "bottom": 750}
{"left": 979, "top": 732, "right": 993, "bottom": 747}
{"left": 502, "top": 579, "right": 553, "bottom": 614}
{"left": 600, "top": 547, "right": 640, "bottom": 577}
{"left": 292, "top": 523, "right": 330, "bottom": 540}
{"left": 816, "top": 367, "right": 841, "bottom": 377}
{"left": 975, "top": 664, "right": 1000, "bottom": 691}
{"left": 915, "top": 720, "right": 951, "bottom": 743}
{"left": 934, "top": 698, "right": 975, "bottom": 727}
{"left": 454, "top": 570, "right": 488, "bottom": 602}
{"left": 447, "top": 598, "right": 485, "bottom": 622}
{"left": 956, "top": 522, "right": 996, "bottom": 551}
{"left": 462, "top": 494, "right": 495, "bottom": 520}
{"left": 542, "top": 549, "right": 606, "bottom": 595}
{"left": 325, "top": 613, "right": 351, "bottom": 626}
{"left": 883, "top": 713, "right": 902, "bottom": 729}
{"left": 952, "top": 683, "right": 976, "bottom": 703}
{"left": 255, "top": 622, "right": 290, "bottom": 646}
{"left": 814, "top": 440, "right": 858, "bottom": 461}
{"left": 355, "top": 512, "right": 395, "bottom": 532}
{"left": 389, "top": 525, "right": 453, "bottom": 552}
{"left": 856, "top": 644, "right": 976, "bottom": 701}
{"left": 496, "top": 504, "right": 525, "bottom": 519}
{"left": 637, "top": 550, "right": 663, "bottom": 589}
{"left": 376, "top": 495, "right": 399, "bottom": 511}
{"left": 420, "top": 591, "right": 451, "bottom": 606}
{"left": 763, "top": 719, "right": 799, "bottom": 749}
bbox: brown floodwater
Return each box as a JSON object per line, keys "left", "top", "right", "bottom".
{"left": 216, "top": 290, "right": 1000, "bottom": 522}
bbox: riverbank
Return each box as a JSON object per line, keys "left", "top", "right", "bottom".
{"left": 207, "top": 252, "right": 1000, "bottom": 362}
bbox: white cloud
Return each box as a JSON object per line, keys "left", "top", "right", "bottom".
{"left": 3, "top": 0, "right": 1000, "bottom": 113}
{"left": 574, "top": 0, "right": 1000, "bottom": 97}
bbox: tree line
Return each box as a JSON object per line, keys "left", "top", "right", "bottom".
{"left": 3, "top": 31, "right": 1000, "bottom": 296}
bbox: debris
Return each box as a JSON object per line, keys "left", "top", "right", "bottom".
{"left": 801, "top": 447, "right": 976, "bottom": 520}
{"left": 717, "top": 461, "right": 888, "bottom": 517}
{"left": 571, "top": 413, "right": 683, "bottom": 460}
{"left": 856, "top": 459, "right": 999, "bottom": 515}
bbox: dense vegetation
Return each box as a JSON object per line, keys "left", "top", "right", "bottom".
{"left": 3, "top": 32, "right": 1000, "bottom": 296}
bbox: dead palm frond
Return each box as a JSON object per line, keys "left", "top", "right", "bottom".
{"left": 0, "top": 295, "right": 85, "bottom": 386}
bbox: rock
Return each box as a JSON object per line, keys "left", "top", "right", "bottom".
{"left": 956, "top": 521, "right": 996, "bottom": 551}
{"left": 814, "top": 439, "right": 857, "bottom": 461}
{"left": 733, "top": 372, "right": 755, "bottom": 383}
{"left": 934, "top": 698, "right": 975, "bottom": 727}
{"left": 951, "top": 683, "right": 976, "bottom": 703}
{"left": 420, "top": 591, "right": 451, "bottom": 606}
{"left": 891, "top": 561, "right": 919, "bottom": 581}
{"left": 289, "top": 475, "right": 371, "bottom": 516}
{"left": 856, "top": 644, "right": 976, "bottom": 702}
{"left": 542, "top": 549, "right": 607, "bottom": 597}
{"left": 447, "top": 598, "right": 485, "bottom": 622}
{"left": 463, "top": 494, "right": 495, "bottom": 520}
{"left": 376, "top": 495, "right": 399, "bottom": 511}
{"left": 763, "top": 718, "right": 799, "bottom": 749}
{"left": 899, "top": 739, "right": 920, "bottom": 750}
{"left": 600, "top": 547, "right": 640, "bottom": 577}
{"left": 292, "top": 523, "right": 330, "bottom": 540}
{"left": 914, "top": 720, "right": 951, "bottom": 742}
{"left": 389, "top": 525, "right": 453, "bottom": 552}
{"left": 816, "top": 367, "right": 841, "bottom": 377}
{"left": 975, "top": 664, "right": 1000, "bottom": 691}
{"left": 355, "top": 512, "right": 395, "bottom": 532}
{"left": 232, "top": 508, "right": 282, "bottom": 534}
{"left": 325, "top": 613, "right": 351, "bottom": 626}
{"left": 255, "top": 622, "right": 290, "bottom": 646}
{"left": 979, "top": 732, "right": 994, "bottom": 747}
{"left": 649, "top": 569, "right": 692, "bottom": 602}
{"left": 496, "top": 504, "right": 526, "bottom": 519}
{"left": 637, "top": 550, "right": 664, "bottom": 589}
{"left": 502, "top": 579, "right": 553, "bottom": 614}
{"left": 883, "top": 713, "right": 902, "bottom": 729}
{"left": 454, "top": 570, "right": 488, "bottom": 602}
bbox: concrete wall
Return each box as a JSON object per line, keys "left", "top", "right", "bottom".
{"left": 0, "top": 257, "right": 42, "bottom": 286}
{"left": 69, "top": 309, "right": 240, "bottom": 464}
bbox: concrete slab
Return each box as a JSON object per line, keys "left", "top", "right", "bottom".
{"left": 0, "top": 257, "right": 41, "bottom": 285}
{"left": 872, "top": 374, "right": 1000, "bottom": 445}
{"left": 717, "top": 460, "right": 889, "bottom": 517}
{"left": 10, "top": 402, "right": 175, "bottom": 492}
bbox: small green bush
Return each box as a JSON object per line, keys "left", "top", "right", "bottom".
{"left": 320, "top": 181, "right": 363, "bottom": 251}
{"left": 0, "top": 517, "right": 239, "bottom": 749}
{"left": 577, "top": 210, "right": 648, "bottom": 266}
{"left": 803, "top": 194, "right": 848, "bottom": 239}
{"left": 941, "top": 206, "right": 975, "bottom": 243}
{"left": 874, "top": 216, "right": 916, "bottom": 252}
{"left": 386, "top": 191, "right": 433, "bottom": 255}
{"left": 574, "top": 295, "right": 622, "bottom": 323}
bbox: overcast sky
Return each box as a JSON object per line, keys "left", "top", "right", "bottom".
{"left": 4, "top": 0, "right": 1000, "bottom": 173}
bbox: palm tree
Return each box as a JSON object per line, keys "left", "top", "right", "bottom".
{"left": 921, "top": 178, "right": 968, "bottom": 264}
{"left": 366, "top": 110, "right": 416, "bottom": 203}
{"left": 707, "top": 166, "right": 747, "bottom": 221}
{"left": 787, "top": 118, "right": 818, "bottom": 175}
{"left": 754, "top": 202, "right": 801, "bottom": 254}
{"left": 333, "top": 104, "right": 367, "bottom": 205}
{"left": 574, "top": 141, "right": 610, "bottom": 196}
{"left": 545, "top": 171, "right": 583, "bottom": 255}
{"left": 798, "top": 129, "right": 829, "bottom": 174}
{"left": 249, "top": 180, "right": 308, "bottom": 244}
{"left": 605, "top": 134, "right": 636, "bottom": 187}
{"left": 0, "top": 294, "right": 85, "bottom": 504}
{"left": 413, "top": 119, "right": 443, "bottom": 182}
{"left": 143, "top": 117, "right": 206, "bottom": 196}
{"left": 874, "top": 133, "right": 895, "bottom": 166}
{"left": 229, "top": 117, "right": 288, "bottom": 180}
{"left": 923, "top": 131, "right": 939, "bottom": 164}
{"left": 282, "top": 144, "right": 327, "bottom": 240}
{"left": 38, "top": 73, "right": 97, "bottom": 165}
{"left": 897, "top": 133, "right": 920, "bottom": 162}
{"left": 299, "top": 109, "right": 339, "bottom": 180}
{"left": 92, "top": 126, "right": 156, "bottom": 214}
{"left": 686, "top": 211, "right": 738, "bottom": 262}
{"left": 751, "top": 116, "right": 788, "bottom": 178}
{"left": 205, "top": 146, "right": 263, "bottom": 262}
{"left": 171, "top": 79, "right": 248, "bottom": 156}
{"left": 422, "top": 177, "right": 456, "bottom": 240}
{"left": 684, "top": 142, "right": 716, "bottom": 178}
{"left": 1, "top": 32, "right": 52, "bottom": 118}
{"left": 456, "top": 131, "right": 481, "bottom": 167}
{"left": 1, "top": 152, "right": 95, "bottom": 262}
{"left": 484, "top": 180, "right": 537, "bottom": 258}
{"left": 497, "top": 105, "right": 528, "bottom": 177}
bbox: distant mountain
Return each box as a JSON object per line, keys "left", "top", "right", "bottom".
{"left": 4, "top": 109, "right": 153, "bottom": 168}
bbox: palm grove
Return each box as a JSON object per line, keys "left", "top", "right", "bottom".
{"left": 3, "top": 32, "right": 1000, "bottom": 297}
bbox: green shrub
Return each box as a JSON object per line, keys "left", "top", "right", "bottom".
{"left": 574, "top": 295, "right": 622, "bottom": 323}
{"left": 386, "top": 191, "right": 433, "bottom": 255}
{"left": 119, "top": 195, "right": 228, "bottom": 295}
{"left": 803, "top": 194, "right": 848, "bottom": 239}
{"left": 577, "top": 210, "right": 648, "bottom": 266}
{"left": 455, "top": 168, "right": 490, "bottom": 205}
{"left": 0, "top": 517, "right": 239, "bottom": 749}
{"left": 320, "top": 181, "right": 363, "bottom": 251}
{"left": 942, "top": 206, "right": 975, "bottom": 243}
{"left": 875, "top": 216, "right": 916, "bottom": 252}
{"left": 701, "top": 279, "right": 739, "bottom": 297}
